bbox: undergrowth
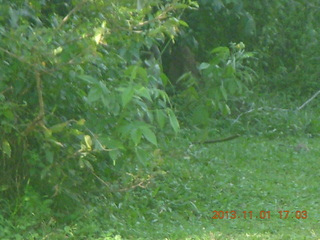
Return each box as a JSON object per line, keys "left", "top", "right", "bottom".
{"left": 1, "top": 103, "right": 319, "bottom": 239}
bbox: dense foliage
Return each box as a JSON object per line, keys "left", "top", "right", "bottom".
{"left": 1, "top": 0, "right": 319, "bottom": 239}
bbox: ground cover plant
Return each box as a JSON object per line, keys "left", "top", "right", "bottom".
{"left": 1, "top": 0, "right": 320, "bottom": 239}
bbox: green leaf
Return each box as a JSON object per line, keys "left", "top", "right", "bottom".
{"left": 77, "top": 119, "right": 86, "bottom": 126}
{"left": 49, "top": 122, "right": 68, "bottom": 133}
{"left": 141, "top": 126, "right": 157, "bottom": 146}
{"left": 45, "top": 150, "right": 54, "bottom": 164}
{"left": 198, "top": 62, "right": 210, "bottom": 70}
{"left": 167, "top": 108, "right": 180, "bottom": 133}
{"left": 121, "top": 85, "right": 135, "bottom": 107}
{"left": 88, "top": 86, "right": 102, "bottom": 103}
{"left": 2, "top": 140, "right": 11, "bottom": 157}
{"left": 83, "top": 159, "right": 94, "bottom": 171}
{"left": 130, "top": 128, "right": 142, "bottom": 145}
{"left": 211, "top": 46, "right": 230, "bottom": 55}
{"left": 136, "top": 87, "right": 152, "bottom": 102}
{"left": 211, "top": 46, "right": 230, "bottom": 64}
{"left": 219, "top": 102, "right": 231, "bottom": 116}
{"left": 78, "top": 75, "right": 99, "bottom": 85}
{"left": 155, "top": 109, "right": 166, "bottom": 129}
{"left": 99, "top": 81, "right": 110, "bottom": 95}
{"left": 220, "top": 85, "right": 228, "bottom": 101}
{"left": 0, "top": 185, "right": 9, "bottom": 191}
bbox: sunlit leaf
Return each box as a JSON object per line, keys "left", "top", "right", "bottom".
{"left": 49, "top": 122, "right": 68, "bottom": 133}
{"left": 84, "top": 135, "right": 92, "bottom": 150}
{"left": 198, "top": 62, "right": 210, "bottom": 70}
{"left": 77, "top": 119, "right": 86, "bottom": 126}
{"left": 2, "top": 140, "right": 11, "bottom": 157}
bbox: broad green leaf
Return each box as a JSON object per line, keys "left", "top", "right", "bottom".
{"left": 167, "top": 108, "right": 180, "bottom": 133}
{"left": 121, "top": 86, "right": 134, "bottom": 107}
{"left": 155, "top": 109, "right": 166, "bottom": 129}
{"left": 2, "top": 140, "right": 11, "bottom": 157}
{"left": 99, "top": 81, "right": 109, "bottom": 95}
{"left": 220, "top": 85, "right": 228, "bottom": 101}
{"left": 83, "top": 159, "right": 93, "bottom": 171}
{"left": 141, "top": 126, "right": 157, "bottom": 146}
{"left": 130, "top": 128, "right": 142, "bottom": 145}
{"left": 211, "top": 46, "right": 230, "bottom": 54}
{"left": 78, "top": 75, "right": 99, "bottom": 85}
{"left": 88, "top": 86, "right": 102, "bottom": 103}
{"left": 136, "top": 66, "right": 148, "bottom": 82}
{"left": 211, "top": 46, "right": 230, "bottom": 64}
{"left": 125, "top": 65, "right": 138, "bottom": 80}
{"left": 101, "top": 94, "right": 111, "bottom": 108}
{"left": 136, "top": 87, "right": 152, "bottom": 102}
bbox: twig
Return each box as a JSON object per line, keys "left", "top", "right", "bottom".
{"left": 0, "top": 86, "right": 13, "bottom": 94}
{"left": 57, "top": 0, "right": 87, "bottom": 29}
{"left": 35, "top": 71, "right": 45, "bottom": 125}
{"left": 297, "top": 89, "right": 320, "bottom": 110}
{"left": 137, "top": 5, "right": 174, "bottom": 27}
{"left": 0, "top": 47, "right": 32, "bottom": 66}
{"left": 23, "top": 114, "right": 45, "bottom": 135}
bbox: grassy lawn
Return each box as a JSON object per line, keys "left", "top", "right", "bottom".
{"left": 116, "top": 135, "right": 319, "bottom": 239}
{"left": 1, "top": 135, "right": 319, "bottom": 239}
{"left": 80, "top": 134, "right": 320, "bottom": 240}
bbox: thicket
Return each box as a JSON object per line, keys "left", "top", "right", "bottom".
{"left": 0, "top": 0, "right": 319, "bottom": 237}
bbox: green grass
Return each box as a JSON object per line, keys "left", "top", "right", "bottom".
{"left": 1, "top": 134, "right": 320, "bottom": 239}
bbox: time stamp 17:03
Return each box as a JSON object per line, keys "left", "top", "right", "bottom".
{"left": 212, "top": 210, "right": 308, "bottom": 219}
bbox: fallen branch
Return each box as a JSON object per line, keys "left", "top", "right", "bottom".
{"left": 193, "top": 134, "right": 241, "bottom": 144}
{"left": 297, "top": 89, "right": 320, "bottom": 110}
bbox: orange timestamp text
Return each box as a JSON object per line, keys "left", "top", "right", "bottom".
{"left": 212, "top": 210, "right": 308, "bottom": 219}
